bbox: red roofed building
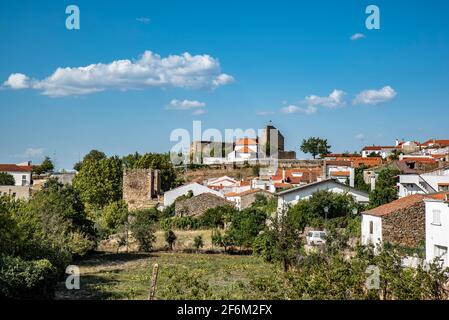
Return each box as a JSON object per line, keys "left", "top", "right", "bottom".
{"left": 0, "top": 163, "right": 33, "bottom": 186}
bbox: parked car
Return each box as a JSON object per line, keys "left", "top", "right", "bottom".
{"left": 306, "top": 231, "right": 327, "bottom": 246}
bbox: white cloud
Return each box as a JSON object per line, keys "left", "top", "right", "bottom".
{"left": 136, "top": 17, "right": 151, "bottom": 24}
{"left": 192, "top": 109, "right": 206, "bottom": 116}
{"left": 280, "top": 105, "right": 317, "bottom": 115}
{"left": 350, "top": 33, "right": 366, "bottom": 41}
{"left": 3, "top": 51, "right": 234, "bottom": 97}
{"left": 353, "top": 86, "right": 397, "bottom": 105}
{"left": 4, "top": 73, "right": 30, "bottom": 89}
{"left": 355, "top": 133, "right": 366, "bottom": 141}
{"left": 305, "top": 89, "right": 346, "bottom": 108}
{"left": 25, "top": 148, "right": 44, "bottom": 158}
{"left": 167, "top": 99, "right": 206, "bottom": 110}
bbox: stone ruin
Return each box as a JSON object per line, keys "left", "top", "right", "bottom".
{"left": 123, "top": 169, "right": 161, "bottom": 211}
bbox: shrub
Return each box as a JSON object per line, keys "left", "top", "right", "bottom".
{"left": 129, "top": 210, "right": 155, "bottom": 252}
{"left": 102, "top": 200, "right": 129, "bottom": 232}
{"left": 193, "top": 236, "right": 204, "bottom": 251}
{"left": 165, "top": 230, "right": 177, "bottom": 250}
{"left": 0, "top": 255, "right": 58, "bottom": 299}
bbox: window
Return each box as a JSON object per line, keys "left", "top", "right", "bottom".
{"left": 432, "top": 210, "right": 442, "bottom": 226}
{"left": 369, "top": 221, "right": 374, "bottom": 235}
{"left": 21, "top": 175, "right": 27, "bottom": 186}
{"left": 434, "top": 245, "right": 448, "bottom": 263}
{"left": 438, "top": 185, "right": 449, "bottom": 192}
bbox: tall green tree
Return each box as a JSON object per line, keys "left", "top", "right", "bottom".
{"left": 33, "top": 156, "right": 54, "bottom": 175}
{"left": 73, "top": 156, "right": 123, "bottom": 211}
{"left": 369, "top": 168, "right": 400, "bottom": 208}
{"left": 73, "top": 149, "right": 107, "bottom": 171}
{"left": 300, "top": 137, "right": 331, "bottom": 159}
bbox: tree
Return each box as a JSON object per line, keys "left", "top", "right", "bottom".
{"left": 254, "top": 208, "right": 304, "bottom": 272}
{"left": 129, "top": 210, "right": 155, "bottom": 252}
{"left": 300, "top": 137, "right": 331, "bottom": 159}
{"left": 225, "top": 207, "right": 267, "bottom": 249}
{"left": 33, "top": 157, "right": 54, "bottom": 175}
{"left": 165, "top": 230, "right": 177, "bottom": 251}
{"left": 73, "top": 149, "right": 107, "bottom": 171}
{"left": 102, "top": 200, "right": 129, "bottom": 232}
{"left": 369, "top": 168, "right": 400, "bottom": 208}
{"left": 0, "top": 173, "right": 15, "bottom": 186}
{"left": 354, "top": 164, "right": 371, "bottom": 193}
{"left": 193, "top": 235, "right": 204, "bottom": 251}
{"left": 72, "top": 156, "right": 123, "bottom": 211}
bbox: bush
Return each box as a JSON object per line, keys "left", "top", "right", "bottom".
{"left": 129, "top": 210, "right": 155, "bottom": 252}
{"left": 0, "top": 172, "right": 15, "bottom": 186}
{"left": 253, "top": 232, "right": 275, "bottom": 262}
{"left": 193, "top": 236, "right": 204, "bottom": 251}
{"left": 0, "top": 255, "right": 58, "bottom": 299}
{"left": 165, "top": 230, "right": 177, "bottom": 250}
{"left": 102, "top": 200, "right": 129, "bottom": 232}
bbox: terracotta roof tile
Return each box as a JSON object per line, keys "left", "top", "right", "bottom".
{"left": 363, "top": 194, "right": 426, "bottom": 217}
{"left": 0, "top": 164, "right": 33, "bottom": 172}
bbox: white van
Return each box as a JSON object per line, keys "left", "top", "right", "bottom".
{"left": 306, "top": 231, "right": 327, "bottom": 246}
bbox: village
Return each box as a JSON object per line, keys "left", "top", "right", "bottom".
{"left": 1, "top": 122, "right": 449, "bottom": 300}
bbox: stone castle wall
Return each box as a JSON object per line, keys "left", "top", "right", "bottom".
{"left": 123, "top": 169, "right": 161, "bottom": 211}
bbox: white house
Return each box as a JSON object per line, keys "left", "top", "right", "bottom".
{"left": 277, "top": 179, "right": 369, "bottom": 212}
{"left": 361, "top": 146, "right": 397, "bottom": 159}
{"left": 227, "top": 138, "right": 258, "bottom": 161}
{"left": 0, "top": 163, "right": 33, "bottom": 186}
{"left": 425, "top": 192, "right": 449, "bottom": 267}
{"left": 398, "top": 165, "right": 449, "bottom": 198}
{"left": 361, "top": 194, "right": 427, "bottom": 249}
{"left": 163, "top": 182, "right": 223, "bottom": 207}
{"left": 206, "top": 176, "right": 238, "bottom": 189}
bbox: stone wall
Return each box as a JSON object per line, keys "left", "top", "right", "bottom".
{"left": 123, "top": 169, "right": 161, "bottom": 211}
{"left": 382, "top": 202, "right": 425, "bottom": 248}
{"left": 175, "top": 193, "right": 233, "bottom": 217}
{"left": 0, "top": 186, "right": 31, "bottom": 201}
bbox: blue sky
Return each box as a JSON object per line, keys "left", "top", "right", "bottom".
{"left": 1, "top": 0, "right": 448, "bottom": 170}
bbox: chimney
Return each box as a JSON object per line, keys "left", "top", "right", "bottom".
{"left": 395, "top": 139, "right": 400, "bottom": 147}
{"left": 282, "top": 168, "right": 286, "bottom": 182}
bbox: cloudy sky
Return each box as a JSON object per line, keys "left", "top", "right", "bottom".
{"left": 1, "top": 0, "right": 449, "bottom": 170}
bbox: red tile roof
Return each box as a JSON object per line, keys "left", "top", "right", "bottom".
{"left": 225, "top": 189, "right": 272, "bottom": 198}
{"left": 0, "top": 164, "right": 33, "bottom": 172}
{"left": 363, "top": 194, "right": 426, "bottom": 217}
{"left": 330, "top": 171, "right": 350, "bottom": 177}
{"left": 422, "top": 139, "right": 449, "bottom": 148}
{"left": 236, "top": 146, "right": 255, "bottom": 153}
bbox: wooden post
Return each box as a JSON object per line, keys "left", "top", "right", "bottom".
{"left": 148, "top": 263, "right": 159, "bottom": 300}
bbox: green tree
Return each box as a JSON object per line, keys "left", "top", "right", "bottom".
{"left": 165, "top": 229, "right": 177, "bottom": 250}
{"left": 73, "top": 149, "right": 107, "bottom": 171}
{"left": 225, "top": 207, "right": 267, "bottom": 249}
{"left": 33, "top": 156, "right": 54, "bottom": 175}
{"left": 102, "top": 200, "right": 129, "bottom": 232}
{"left": 300, "top": 137, "right": 331, "bottom": 159}
{"left": 0, "top": 172, "right": 15, "bottom": 186}
{"left": 73, "top": 156, "right": 123, "bottom": 211}
{"left": 354, "top": 164, "right": 371, "bottom": 193}
{"left": 129, "top": 210, "right": 155, "bottom": 252}
{"left": 369, "top": 168, "right": 400, "bottom": 208}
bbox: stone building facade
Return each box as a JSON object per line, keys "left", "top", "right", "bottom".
{"left": 361, "top": 194, "right": 426, "bottom": 248}
{"left": 123, "top": 169, "right": 161, "bottom": 211}
{"left": 175, "top": 192, "right": 233, "bottom": 217}
{"left": 381, "top": 201, "right": 425, "bottom": 247}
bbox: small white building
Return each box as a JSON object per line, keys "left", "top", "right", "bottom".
{"left": 398, "top": 165, "right": 449, "bottom": 198}
{"left": 277, "top": 179, "right": 369, "bottom": 212}
{"left": 425, "top": 193, "right": 449, "bottom": 267}
{"left": 0, "top": 163, "right": 33, "bottom": 186}
{"left": 163, "top": 182, "right": 223, "bottom": 207}
{"left": 361, "top": 146, "right": 397, "bottom": 159}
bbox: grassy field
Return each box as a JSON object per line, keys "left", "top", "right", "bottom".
{"left": 55, "top": 251, "right": 278, "bottom": 300}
